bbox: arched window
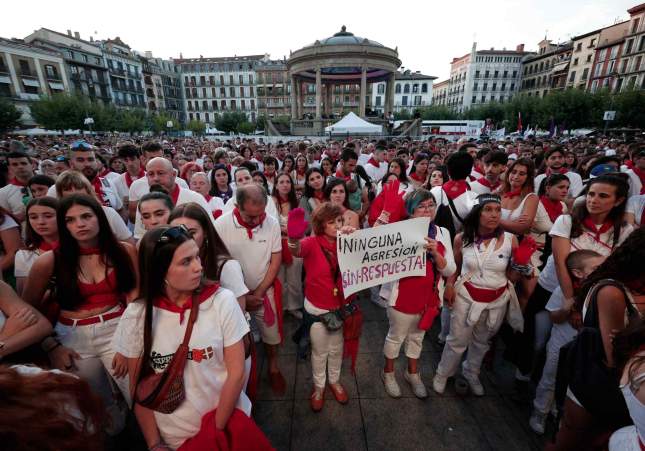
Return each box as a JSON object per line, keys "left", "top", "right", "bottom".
{"left": 395, "top": 84, "right": 401, "bottom": 94}
{"left": 421, "top": 83, "right": 428, "bottom": 93}
{"left": 404, "top": 84, "right": 410, "bottom": 93}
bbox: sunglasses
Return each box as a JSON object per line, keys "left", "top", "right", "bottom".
{"left": 157, "top": 224, "right": 190, "bottom": 245}
{"left": 70, "top": 140, "right": 93, "bottom": 150}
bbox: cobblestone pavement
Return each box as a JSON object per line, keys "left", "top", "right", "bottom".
{"left": 253, "top": 297, "right": 548, "bottom": 451}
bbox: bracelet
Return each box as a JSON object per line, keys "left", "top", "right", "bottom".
{"left": 46, "top": 342, "right": 62, "bottom": 354}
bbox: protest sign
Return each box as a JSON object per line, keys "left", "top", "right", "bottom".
{"left": 337, "top": 217, "right": 430, "bottom": 297}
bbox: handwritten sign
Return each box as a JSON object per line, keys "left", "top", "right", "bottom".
{"left": 337, "top": 217, "right": 429, "bottom": 296}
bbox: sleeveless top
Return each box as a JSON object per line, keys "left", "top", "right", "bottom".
{"left": 501, "top": 193, "right": 536, "bottom": 221}
{"left": 620, "top": 370, "right": 645, "bottom": 446}
{"left": 77, "top": 270, "right": 123, "bottom": 310}
{"left": 461, "top": 231, "right": 513, "bottom": 289}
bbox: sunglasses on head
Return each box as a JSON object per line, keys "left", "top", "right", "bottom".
{"left": 71, "top": 140, "right": 93, "bottom": 151}
{"left": 157, "top": 224, "right": 190, "bottom": 245}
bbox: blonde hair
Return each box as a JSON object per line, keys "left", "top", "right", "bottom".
{"left": 55, "top": 170, "right": 94, "bottom": 198}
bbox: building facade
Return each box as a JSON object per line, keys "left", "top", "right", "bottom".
{"left": 615, "top": 4, "right": 645, "bottom": 91}
{"left": 99, "top": 37, "right": 146, "bottom": 109}
{"left": 176, "top": 54, "right": 263, "bottom": 124}
{"left": 256, "top": 57, "right": 291, "bottom": 118}
{"left": 588, "top": 20, "right": 631, "bottom": 92}
{"left": 567, "top": 30, "right": 601, "bottom": 90}
{"left": 447, "top": 43, "right": 528, "bottom": 113}
{"left": 520, "top": 40, "right": 572, "bottom": 97}
{"left": 371, "top": 70, "right": 436, "bottom": 114}
{"left": 0, "top": 37, "right": 69, "bottom": 125}
{"left": 24, "top": 28, "right": 111, "bottom": 105}
{"left": 431, "top": 79, "right": 449, "bottom": 106}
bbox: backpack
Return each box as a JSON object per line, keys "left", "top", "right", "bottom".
{"left": 555, "top": 279, "right": 638, "bottom": 427}
{"left": 433, "top": 188, "right": 457, "bottom": 241}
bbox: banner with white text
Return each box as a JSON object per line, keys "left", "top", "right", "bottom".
{"left": 337, "top": 217, "right": 430, "bottom": 297}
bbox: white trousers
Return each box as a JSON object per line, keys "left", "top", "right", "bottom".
{"left": 305, "top": 300, "right": 343, "bottom": 389}
{"left": 383, "top": 307, "right": 425, "bottom": 360}
{"left": 436, "top": 291, "right": 507, "bottom": 378}
{"left": 533, "top": 325, "right": 575, "bottom": 414}
{"left": 278, "top": 258, "right": 303, "bottom": 312}
{"left": 54, "top": 306, "right": 130, "bottom": 435}
{"left": 250, "top": 286, "right": 281, "bottom": 346}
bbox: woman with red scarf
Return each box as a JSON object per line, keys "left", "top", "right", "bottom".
{"left": 272, "top": 173, "right": 303, "bottom": 319}
{"left": 287, "top": 204, "right": 361, "bottom": 412}
{"left": 378, "top": 189, "right": 456, "bottom": 399}
{"left": 291, "top": 153, "right": 309, "bottom": 197}
{"left": 409, "top": 153, "right": 430, "bottom": 189}
{"left": 499, "top": 158, "right": 539, "bottom": 237}
{"left": 14, "top": 197, "right": 59, "bottom": 296}
{"left": 299, "top": 167, "right": 327, "bottom": 223}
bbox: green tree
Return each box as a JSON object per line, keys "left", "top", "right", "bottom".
{"left": 393, "top": 110, "right": 411, "bottom": 121}
{"left": 151, "top": 112, "right": 176, "bottom": 134}
{"left": 0, "top": 98, "right": 22, "bottom": 132}
{"left": 117, "top": 109, "right": 146, "bottom": 134}
{"left": 186, "top": 119, "right": 206, "bottom": 136}
{"left": 214, "top": 112, "right": 249, "bottom": 133}
{"left": 237, "top": 121, "right": 255, "bottom": 134}
{"left": 416, "top": 105, "right": 459, "bottom": 120}
{"left": 613, "top": 88, "right": 645, "bottom": 128}
{"left": 30, "top": 93, "right": 88, "bottom": 132}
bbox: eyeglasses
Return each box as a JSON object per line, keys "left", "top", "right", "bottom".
{"left": 416, "top": 203, "right": 437, "bottom": 211}
{"left": 157, "top": 224, "right": 190, "bottom": 245}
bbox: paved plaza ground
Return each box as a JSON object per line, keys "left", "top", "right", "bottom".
{"left": 252, "top": 296, "right": 548, "bottom": 451}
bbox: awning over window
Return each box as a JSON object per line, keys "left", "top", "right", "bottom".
{"left": 22, "top": 78, "right": 40, "bottom": 87}
{"left": 552, "top": 61, "right": 569, "bottom": 73}
{"left": 0, "top": 75, "right": 11, "bottom": 84}
{"left": 49, "top": 82, "right": 65, "bottom": 90}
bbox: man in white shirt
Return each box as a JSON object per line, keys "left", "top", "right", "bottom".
{"left": 533, "top": 147, "right": 583, "bottom": 201}
{"left": 132, "top": 157, "right": 211, "bottom": 240}
{"left": 222, "top": 167, "right": 279, "bottom": 219}
{"left": 469, "top": 150, "right": 507, "bottom": 195}
{"left": 111, "top": 144, "right": 146, "bottom": 213}
{"left": 622, "top": 147, "right": 645, "bottom": 198}
{"left": 363, "top": 146, "right": 388, "bottom": 182}
{"left": 46, "top": 141, "right": 122, "bottom": 211}
{"left": 0, "top": 151, "right": 34, "bottom": 222}
{"left": 214, "top": 184, "right": 285, "bottom": 394}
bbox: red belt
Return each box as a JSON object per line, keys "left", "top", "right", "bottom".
{"left": 58, "top": 305, "right": 125, "bottom": 326}
{"left": 463, "top": 282, "right": 506, "bottom": 303}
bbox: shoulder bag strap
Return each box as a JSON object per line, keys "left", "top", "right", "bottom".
{"left": 446, "top": 192, "right": 465, "bottom": 225}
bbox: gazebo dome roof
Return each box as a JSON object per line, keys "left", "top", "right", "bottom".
{"left": 308, "top": 26, "right": 384, "bottom": 48}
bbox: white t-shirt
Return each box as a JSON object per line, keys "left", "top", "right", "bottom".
{"left": 111, "top": 172, "right": 146, "bottom": 204}
{"left": 222, "top": 195, "right": 279, "bottom": 220}
{"left": 363, "top": 158, "right": 388, "bottom": 182}
{"left": 128, "top": 176, "right": 189, "bottom": 204}
{"left": 626, "top": 194, "right": 645, "bottom": 226}
{"left": 622, "top": 167, "right": 643, "bottom": 198}
{"left": 133, "top": 186, "right": 212, "bottom": 240}
{"left": 0, "top": 182, "right": 28, "bottom": 219}
{"left": 538, "top": 215, "right": 634, "bottom": 291}
{"left": 430, "top": 185, "right": 478, "bottom": 232}
{"left": 102, "top": 206, "right": 133, "bottom": 241}
{"left": 14, "top": 249, "right": 41, "bottom": 278}
{"left": 219, "top": 259, "right": 249, "bottom": 298}
{"left": 545, "top": 286, "right": 577, "bottom": 346}
{"left": 534, "top": 171, "right": 583, "bottom": 198}
{"left": 111, "top": 287, "right": 250, "bottom": 449}
{"left": 214, "top": 211, "right": 281, "bottom": 291}
{"left": 47, "top": 177, "right": 123, "bottom": 211}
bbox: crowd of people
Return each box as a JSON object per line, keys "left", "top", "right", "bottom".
{"left": 0, "top": 132, "right": 643, "bottom": 451}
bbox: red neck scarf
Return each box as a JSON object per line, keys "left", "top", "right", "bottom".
{"left": 633, "top": 167, "right": 645, "bottom": 194}
{"left": 99, "top": 168, "right": 111, "bottom": 178}
{"left": 79, "top": 246, "right": 101, "bottom": 255}
{"left": 316, "top": 235, "right": 338, "bottom": 273}
{"left": 39, "top": 240, "right": 59, "bottom": 252}
{"left": 335, "top": 169, "right": 351, "bottom": 182}
{"left": 476, "top": 177, "right": 500, "bottom": 190}
{"left": 233, "top": 207, "right": 266, "bottom": 239}
{"left": 313, "top": 190, "right": 325, "bottom": 201}
{"left": 276, "top": 194, "right": 290, "bottom": 205}
{"left": 203, "top": 194, "right": 212, "bottom": 203}
{"left": 154, "top": 284, "right": 219, "bottom": 323}
{"left": 442, "top": 180, "right": 469, "bottom": 200}
{"left": 503, "top": 188, "right": 523, "bottom": 199}
{"left": 9, "top": 178, "right": 27, "bottom": 187}
{"left": 582, "top": 217, "right": 614, "bottom": 242}
{"left": 410, "top": 172, "right": 426, "bottom": 183}
{"left": 91, "top": 177, "right": 108, "bottom": 206}
{"left": 169, "top": 184, "right": 180, "bottom": 205}
{"left": 367, "top": 157, "right": 380, "bottom": 168}
{"left": 546, "top": 167, "right": 568, "bottom": 176}
{"left": 540, "top": 196, "right": 563, "bottom": 222}
{"left": 296, "top": 168, "right": 306, "bottom": 177}
{"left": 125, "top": 167, "right": 145, "bottom": 188}
{"left": 263, "top": 171, "right": 275, "bottom": 180}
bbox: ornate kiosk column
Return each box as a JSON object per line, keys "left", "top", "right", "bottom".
{"left": 359, "top": 66, "right": 367, "bottom": 117}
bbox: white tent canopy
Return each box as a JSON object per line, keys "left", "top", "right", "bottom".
{"left": 9, "top": 128, "right": 82, "bottom": 136}
{"left": 325, "top": 112, "right": 382, "bottom": 135}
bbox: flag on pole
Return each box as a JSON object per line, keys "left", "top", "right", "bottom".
{"left": 517, "top": 112, "right": 523, "bottom": 133}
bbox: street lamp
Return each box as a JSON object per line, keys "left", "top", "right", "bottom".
{"left": 84, "top": 117, "right": 94, "bottom": 135}
{"left": 166, "top": 120, "right": 173, "bottom": 137}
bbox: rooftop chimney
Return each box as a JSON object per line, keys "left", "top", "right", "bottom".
{"left": 67, "top": 29, "right": 72, "bottom": 36}
{"left": 74, "top": 31, "right": 80, "bottom": 39}
{"left": 89, "top": 36, "right": 94, "bottom": 42}
{"left": 516, "top": 43, "right": 525, "bottom": 52}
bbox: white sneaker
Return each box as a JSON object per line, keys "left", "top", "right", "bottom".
{"left": 432, "top": 373, "right": 447, "bottom": 394}
{"left": 381, "top": 370, "right": 401, "bottom": 398}
{"left": 462, "top": 372, "right": 485, "bottom": 396}
{"left": 404, "top": 371, "right": 428, "bottom": 399}
{"left": 529, "top": 410, "right": 546, "bottom": 435}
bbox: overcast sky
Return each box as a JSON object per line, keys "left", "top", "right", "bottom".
{"left": 4, "top": 0, "right": 637, "bottom": 80}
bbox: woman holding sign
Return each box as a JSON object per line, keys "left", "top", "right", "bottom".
{"left": 377, "top": 188, "right": 456, "bottom": 399}
{"left": 286, "top": 203, "right": 361, "bottom": 412}
{"left": 432, "top": 193, "right": 536, "bottom": 396}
